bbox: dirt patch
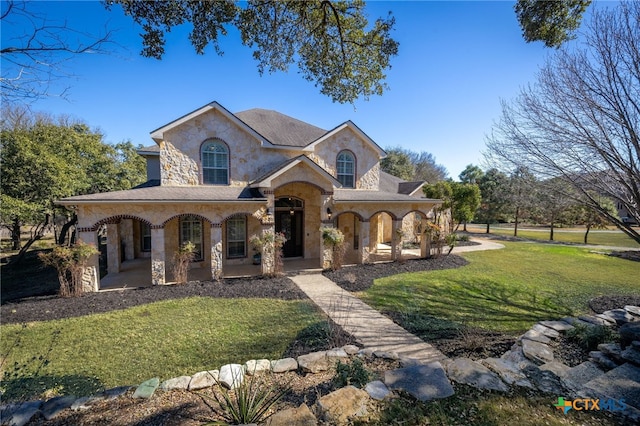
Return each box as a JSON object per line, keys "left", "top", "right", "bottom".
{"left": 589, "top": 294, "right": 640, "bottom": 313}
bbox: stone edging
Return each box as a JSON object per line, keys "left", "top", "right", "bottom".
{"left": 2, "top": 306, "right": 639, "bottom": 425}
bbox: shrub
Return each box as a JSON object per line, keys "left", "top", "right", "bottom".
{"left": 172, "top": 241, "right": 196, "bottom": 284}
{"left": 566, "top": 323, "right": 619, "bottom": 351}
{"left": 38, "top": 240, "right": 98, "bottom": 297}
{"left": 249, "top": 231, "right": 286, "bottom": 276}
{"left": 321, "top": 227, "right": 346, "bottom": 270}
{"left": 333, "top": 358, "right": 371, "bottom": 389}
{"left": 208, "top": 373, "right": 289, "bottom": 424}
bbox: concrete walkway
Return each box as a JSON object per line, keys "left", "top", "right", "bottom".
{"left": 290, "top": 274, "right": 447, "bottom": 363}
{"left": 290, "top": 238, "right": 505, "bottom": 364}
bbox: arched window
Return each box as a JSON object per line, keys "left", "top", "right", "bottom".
{"left": 337, "top": 150, "right": 355, "bottom": 188}
{"left": 201, "top": 140, "right": 229, "bottom": 184}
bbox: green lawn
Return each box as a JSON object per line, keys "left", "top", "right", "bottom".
{"left": 362, "top": 242, "right": 640, "bottom": 335}
{"left": 466, "top": 224, "right": 639, "bottom": 248}
{"left": 0, "top": 297, "right": 326, "bottom": 401}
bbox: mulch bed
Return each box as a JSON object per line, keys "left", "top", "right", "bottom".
{"left": 0, "top": 277, "right": 306, "bottom": 325}
{"left": 323, "top": 255, "right": 469, "bottom": 292}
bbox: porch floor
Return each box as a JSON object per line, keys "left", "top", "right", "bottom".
{"left": 99, "top": 257, "right": 322, "bottom": 291}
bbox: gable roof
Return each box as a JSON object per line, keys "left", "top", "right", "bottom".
{"left": 235, "top": 109, "right": 327, "bottom": 147}
{"left": 250, "top": 155, "right": 342, "bottom": 188}
{"left": 302, "top": 121, "right": 386, "bottom": 157}
{"left": 150, "top": 101, "right": 268, "bottom": 145}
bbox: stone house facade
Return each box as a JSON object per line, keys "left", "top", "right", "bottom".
{"left": 59, "top": 102, "right": 442, "bottom": 291}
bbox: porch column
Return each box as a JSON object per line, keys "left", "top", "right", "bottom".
{"left": 210, "top": 223, "right": 223, "bottom": 280}
{"left": 260, "top": 222, "right": 276, "bottom": 275}
{"left": 420, "top": 217, "right": 431, "bottom": 258}
{"left": 321, "top": 191, "right": 334, "bottom": 269}
{"left": 358, "top": 220, "right": 370, "bottom": 264}
{"left": 151, "top": 225, "right": 165, "bottom": 285}
{"left": 121, "top": 219, "right": 134, "bottom": 261}
{"left": 391, "top": 219, "right": 403, "bottom": 261}
{"left": 106, "top": 223, "right": 121, "bottom": 274}
{"left": 78, "top": 229, "right": 99, "bottom": 292}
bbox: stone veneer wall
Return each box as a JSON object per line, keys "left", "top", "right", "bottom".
{"left": 310, "top": 128, "right": 380, "bottom": 190}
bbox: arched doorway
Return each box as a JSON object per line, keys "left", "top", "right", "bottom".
{"left": 275, "top": 196, "right": 304, "bottom": 257}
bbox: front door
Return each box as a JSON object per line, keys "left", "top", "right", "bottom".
{"left": 276, "top": 211, "right": 303, "bottom": 257}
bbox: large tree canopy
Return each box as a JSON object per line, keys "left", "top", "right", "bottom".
{"left": 515, "top": 0, "right": 591, "bottom": 48}
{"left": 486, "top": 2, "right": 640, "bottom": 244}
{"left": 381, "top": 146, "right": 448, "bottom": 183}
{"left": 0, "top": 106, "right": 146, "bottom": 259}
{"left": 104, "top": 0, "right": 399, "bottom": 104}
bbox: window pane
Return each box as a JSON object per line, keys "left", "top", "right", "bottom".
{"left": 227, "top": 216, "right": 246, "bottom": 258}
{"left": 202, "top": 141, "right": 228, "bottom": 184}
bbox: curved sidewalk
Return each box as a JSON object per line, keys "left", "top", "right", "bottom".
{"left": 291, "top": 238, "right": 504, "bottom": 364}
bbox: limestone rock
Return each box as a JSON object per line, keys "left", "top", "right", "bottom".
{"left": 70, "top": 396, "right": 104, "bottom": 411}
{"left": 582, "top": 363, "right": 640, "bottom": 413}
{"left": 219, "top": 364, "right": 244, "bottom": 389}
{"left": 326, "top": 348, "right": 349, "bottom": 358}
{"left": 365, "top": 380, "right": 391, "bottom": 400}
{"left": 603, "top": 309, "right": 634, "bottom": 325}
{"left": 41, "top": 395, "right": 77, "bottom": 420}
{"left": 160, "top": 376, "right": 192, "bottom": 391}
{"left": 342, "top": 345, "right": 360, "bottom": 355}
{"left": 317, "top": 386, "right": 369, "bottom": 424}
{"left": 271, "top": 358, "right": 298, "bottom": 373}
{"left": 597, "top": 343, "right": 623, "bottom": 363}
{"left": 531, "top": 323, "right": 560, "bottom": 339}
{"left": 522, "top": 365, "right": 566, "bottom": 395}
{"left": 540, "top": 320, "right": 574, "bottom": 332}
{"left": 539, "top": 361, "right": 570, "bottom": 379}
{"left": 188, "top": 370, "right": 219, "bottom": 390}
{"left": 133, "top": 377, "right": 160, "bottom": 399}
{"left": 446, "top": 358, "right": 508, "bottom": 392}
{"left": 620, "top": 322, "right": 640, "bottom": 349}
{"left": 589, "top": 351, "right": 619, "bottom": 370}
{"left": 1, "top": 401, "right": 42, "bottom": 426}
{"left": 595, "top": 314, "right": 617, "bottom": 326}
{"left": 244, "top": 359, "right": 271, "bottom": 375}
{"left": 500, "top": 344, "right": 536, "bottom": 370}
{"left": 578, "top": 315, "right": 610, "bottom": 326}
{"left": 384, "top": 362, "right": 454, "bottom": 402}
{"left": 562, "top": 361, "right": 605, "bottom": 394}
{"left": 522, "top": 339, "right": 554, "bottom": 364}
{"left": 102, "top": 386, "right": 131, "bottom": 399}
{"left": 624, "top": 305, "right": 640, "bottom": 317}
{"left": 519, "top": 329, "right": 551, "bottom": 344}
{"left": 298, "top": 351, "right": 330, "bottom": 373}
{"left": 264, "top": 403, "right": 317, "bottom": 426}
{"left": 373, "top": 350, "right": 400, "bottom": 360}
{"left": 482, "top": 358, "right": 534, "bottom": 389}
{"left": 621, "top": 346, "right": 640, "bottom": 366}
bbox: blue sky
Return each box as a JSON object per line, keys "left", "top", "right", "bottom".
{"left": 2, "top": 1, "right": 577, "bottom": 178}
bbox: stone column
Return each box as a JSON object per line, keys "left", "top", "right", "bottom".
{"left": 106, "top": 223, "right": 121, "bottom": 274}
{"left": 151, "top": 226, "right": 165, "bottom": 285}
{"left": 260, "top": 222, "right": 276, "bottom": 275}
{"left": 78, "top": 229, "right": 99, "bottom": 292}
{"left": 320, "top": 192, "right": 334, "bottom": 269}
{"left": 210, "top": 223, "right": 223, "bottom": 280}
{"left": 391, "top": 219, "right": 403, "bottom": 261}
{"left": 420, "top": 217, "right": 431, "bottom": 258}
{"left": 358, "top": 220, "right": 370, "bottom": 264}
{"left": 120, "top": 219, "right": 134, "bottom": 261}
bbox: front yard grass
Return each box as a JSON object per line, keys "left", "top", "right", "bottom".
{"left": 0, "top": 297, "right": 325, "bottom": 402}
{"left": 362, "top": 242, "right": 640, "bottom": 335}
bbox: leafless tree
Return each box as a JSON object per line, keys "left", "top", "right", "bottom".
{"left": 485, "top": 1, "right": 640, "bottom": 244}
{"left": 1, "top": 0, "right": 115, "bottom": 103}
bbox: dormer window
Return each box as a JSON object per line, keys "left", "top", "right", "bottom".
{"left": 202, "top": 140, "right": 229, "bottom": 184}
{"left": 337, "top": 150, "right": 355, "bottom": 188}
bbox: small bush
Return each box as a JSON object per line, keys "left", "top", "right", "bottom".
{"left": 38, "top": 240, "right": 98, "bottom": 297}
{"left": 321, "top": 227, "right": 346, "bottom": 270}
{"left": 172, "top": 241, "right": 196, "bottom": 284}
{"left": 566, "top": 324, "right": 619, "bottom": 351}
{"left": 333, "top": 358, "right": 371, "bottom": 389}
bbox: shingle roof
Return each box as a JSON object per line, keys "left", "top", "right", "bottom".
{"left": 58, "top": 185, "right": 265, "bottom": 204}
{"left": 333, "top": 189, "right": 439, "bottom": 204}
{"left": 235, "top": 108, "right": 327, "bottom": 147}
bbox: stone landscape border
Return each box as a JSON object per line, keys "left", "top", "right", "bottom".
{"left": 2, "top": 306, "right": 639, "bottom": 425}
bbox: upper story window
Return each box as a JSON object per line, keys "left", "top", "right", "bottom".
{"left": 201, "top": 140, "right": 229, "bottom": 184}
{"left": 337, "top": 150, "right": 355, "bottom": 188}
